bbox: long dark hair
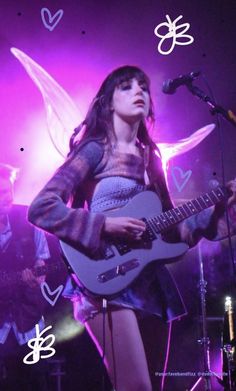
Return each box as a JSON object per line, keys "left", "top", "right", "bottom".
{"left": 69, "top": 65, "right": 159, "bottom": 154}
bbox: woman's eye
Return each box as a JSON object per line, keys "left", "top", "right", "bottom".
{"left": 140, "top": 84, "right": 148, "bottom": 91}
{"left": 120, "top": 84, "right": 131, "bottom": 90}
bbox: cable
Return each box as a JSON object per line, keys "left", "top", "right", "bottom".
{"left": 108, "top": 309, "right": 117, "bottom": 390}
{"left": 201, "top": 73, "right": 236, "bottom": 276}
{"left": 101, "top": 301, "right": 117, "bottom": 391}
{"left": 161, "top": 320, "right": 172, "bottom": 391}
{"left": 102, "top": 298, "right": 107, "bottom": 391}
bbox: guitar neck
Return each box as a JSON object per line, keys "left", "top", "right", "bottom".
{"left": 0, "top": 262, "right": 64, "bottom": 288}
{"left": 33, "top": 262, "right": 64, "bottom": 277}
{"left": 148, "top": 186, "right": 226, "bottom": 233}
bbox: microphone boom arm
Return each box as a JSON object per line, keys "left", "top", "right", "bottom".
{"left": 186, "top": 83, "right": 236, "bottom": 128}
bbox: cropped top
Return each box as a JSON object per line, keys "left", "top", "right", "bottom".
{"left": 89, "top": 176, "right": 146, "bottom": 212}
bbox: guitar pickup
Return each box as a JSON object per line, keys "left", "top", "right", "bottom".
{"left": 115, "top": 242, "right": 131, "bottom": 255}
{"left": 103, "top": 245, "right": 115, "bottom": 259}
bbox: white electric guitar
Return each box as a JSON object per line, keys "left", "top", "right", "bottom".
{"left": 60, "top": 187, "right": 226, "bottom": 297}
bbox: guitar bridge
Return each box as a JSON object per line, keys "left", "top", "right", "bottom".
{"left": 97, "top": 259, "right": 140, "bottom": 283}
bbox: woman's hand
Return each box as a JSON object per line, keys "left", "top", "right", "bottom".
{"left": 227, "top": 179, "right": 236, "bottom": 208}
{"left": 22, "top": 268, "right": 39, "bottom": 288}
{"left": 103, "top": 216, "right": 146, "bottom": 241}
{"left": 22, "top": 259, "right": 46, "bottom": 288}
{"left": 213, "top": 179, "right": 236, "bottom": 219}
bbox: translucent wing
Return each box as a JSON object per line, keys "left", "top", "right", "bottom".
{"left": 10, "top": 47, "right": 214, "bottom": 166}
{"left": 0, "top": 163, "right": 20, "bottom": 183}
{"left": 10, "top": 47, "right": 83, "bottom": 157}
{"left": 157, "top": 124, "right": 215, "bottom": 175}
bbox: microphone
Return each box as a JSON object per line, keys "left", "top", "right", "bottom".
{"left": 162, "top": 71, "right": 201, "bottom": 94}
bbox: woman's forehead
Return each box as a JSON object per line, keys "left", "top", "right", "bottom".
{"left": 116, "top": 76, "right": 147, "bottom": 85}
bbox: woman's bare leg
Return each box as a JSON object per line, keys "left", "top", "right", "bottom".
{"left": 138, "top": 315, "right": 169, "bottom": 390}
{"left": 85, "top": 307, "right": 152, "bottom": 391}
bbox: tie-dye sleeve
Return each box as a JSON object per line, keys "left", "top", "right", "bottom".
{"left": 28, "top": 141, "right": 105, "bottom": 255}
{"left": 179, "top": 204, "right": 226, "bottom": 247}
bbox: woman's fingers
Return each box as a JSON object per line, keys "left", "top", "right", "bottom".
{"left": 227, "top": 179, "right": 236, "bottom": 207}
{"left": 103, "top": 216, "right": 146, "bottom": 239}
{"left": 128, "top": 218, "right": 146, "bottom": 227}
{"left": 125, "top": 220, "right": 146, "bottom": 241}
{"left": 22, "top": 268, "right": 38, "bottom": 288}
{"left": 126, "top": 219, "right": 146, "bottom": 231}
{"left": 126, "top": 225, "right": 145, "bottom": 233}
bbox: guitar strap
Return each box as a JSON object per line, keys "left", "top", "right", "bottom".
{"left": 143, "top": 145, "right": 151, "bottom": 186}
{"left": 145, "top": 146, "right": 182, "bottom": 242}
{"left": 144, "top": 145, "right": 174, "bottom": 211}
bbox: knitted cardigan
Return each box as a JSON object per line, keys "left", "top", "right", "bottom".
{"left": 28, "top": 140, "right": 219, "bottom": 255}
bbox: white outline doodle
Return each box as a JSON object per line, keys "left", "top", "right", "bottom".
{"left": 23, "top": 324, "right": 56, "bottom": 365}
{"left": 154, "top": 15, "right": 194, "bottom": 55}
{"left": 171, "top": 166, "right": 192, "bottom": 192}
{"left": 40, "top": 282, "right": 64, "bottom": 306}
{"left": 41, "top": 8, "right": 64, "bottom": 32}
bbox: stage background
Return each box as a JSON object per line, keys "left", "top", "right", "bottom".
{"left": 1, "top": 1, "right": 236, "bottom": 390}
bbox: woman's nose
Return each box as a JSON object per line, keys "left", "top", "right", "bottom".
{"left": 132, "top": 80, "right": 143, "bottom": 94}
{"left": 134, "top": 86, "right": 143, "bottom": 95}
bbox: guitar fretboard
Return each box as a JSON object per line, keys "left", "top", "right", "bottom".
{"left": 0, "top": 262, "right": 65, "bottom": 288}
{"left": 146, "top": 186, "right": 225, "bottom": 234}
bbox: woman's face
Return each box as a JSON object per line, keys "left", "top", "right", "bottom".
{"left": 111, "top": 78, "right": 150, "bottom": 124}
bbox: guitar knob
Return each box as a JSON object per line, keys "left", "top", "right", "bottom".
{"left": 98, "top": 274, "right": 107, "bottom": 283}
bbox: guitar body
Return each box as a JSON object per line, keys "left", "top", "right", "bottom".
{"left": 60, "top": 191, "right": 189, "bottom": 297}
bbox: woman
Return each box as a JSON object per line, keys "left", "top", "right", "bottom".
{"left": 28, "top": 65, "right": 233, "bottom": 391}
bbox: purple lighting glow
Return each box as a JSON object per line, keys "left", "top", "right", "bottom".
{"left": 1, "top": 1, "right": 236, "bottom": 389}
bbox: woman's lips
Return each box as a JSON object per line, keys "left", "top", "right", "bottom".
{"left": 134, "top": 100, "right": 145, "bottom": 105}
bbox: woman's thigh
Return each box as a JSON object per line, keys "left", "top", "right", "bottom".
{"left": 85, "top": 306, "right": 152, "bottom": 391}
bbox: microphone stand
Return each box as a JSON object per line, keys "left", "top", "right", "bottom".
{"left": 182, "top": 81, "right": 236, "bottom": 390}
{"left": 186, "top": 80, "right": 236, "bottom": 270}
{"left": 185, "top": 82, "right": 236, "bottom": 129}
{"left": 188, "top": 241, "right": 212, "bottom": 391}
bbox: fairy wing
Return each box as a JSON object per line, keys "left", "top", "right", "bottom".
{"left": 157, "top": 123, "right": 215, "bottom": 175}
{"left": 10, "top": 47, "right": 214, "bottom": 166}
{"left": 10, "top": 47, "right": 83, "bottom": 158}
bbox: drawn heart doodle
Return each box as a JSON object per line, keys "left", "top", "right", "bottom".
{"left": 41, "top": 8, "right": 64, "bottom": 32}
{"left": 41, "top": 282, "right": 63, "bottom": 306}
{"left": 171, "top": 166, "right": 192, "bottom": 192}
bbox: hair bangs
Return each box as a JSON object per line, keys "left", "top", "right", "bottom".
{"left": 108, "top": 66, "right": 151, "bottom": 94}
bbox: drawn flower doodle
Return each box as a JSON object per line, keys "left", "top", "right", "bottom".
{"left": 23, "top": 325, "right": 56, "bottom": 365}
{"left": 154, "top": 15, "right": 194, "bottom": 55}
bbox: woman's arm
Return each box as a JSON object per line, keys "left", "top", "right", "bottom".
{"left": 179, "top": 206, "right": 220, "bottom": 248}
{"left": 180, "top": 179, "right": 236, "bottom": 247}
{"left": 28, "top": 141, "right": 105, "bottom": 254}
